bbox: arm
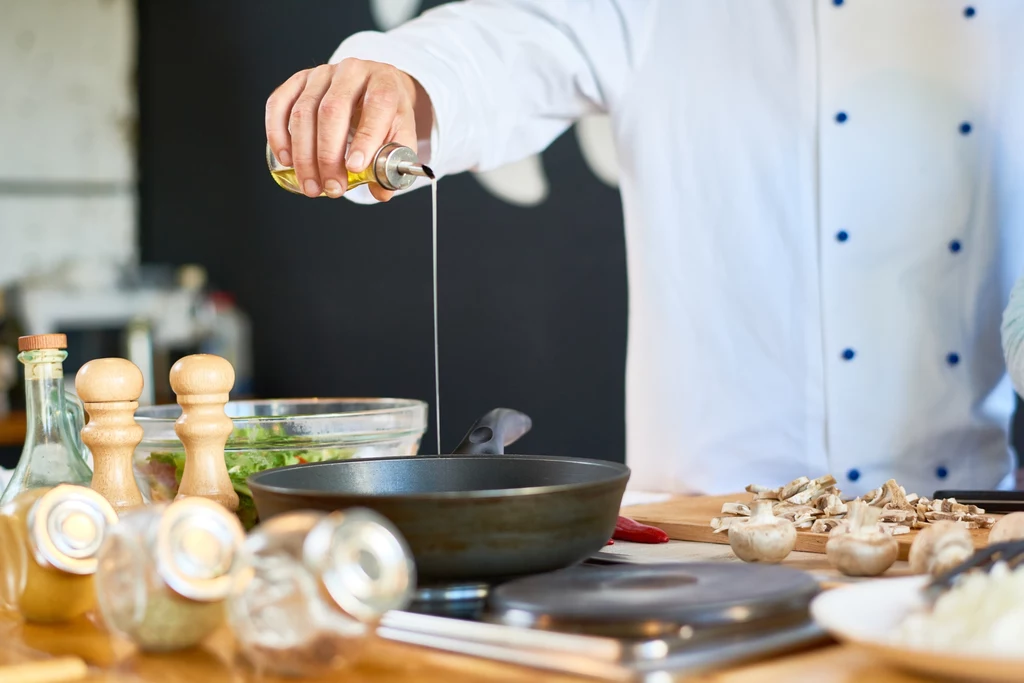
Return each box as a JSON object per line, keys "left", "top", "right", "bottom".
{"left": 265, "top": 0, "right": 638, "bottom": 202}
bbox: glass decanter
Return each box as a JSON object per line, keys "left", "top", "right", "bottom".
{"left": 0, "top": 334, "right": 92, "bottom": 505}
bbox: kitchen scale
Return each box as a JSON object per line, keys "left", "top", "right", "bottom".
{"left": 380, "top": 561, "right": 829, "bottom": 681}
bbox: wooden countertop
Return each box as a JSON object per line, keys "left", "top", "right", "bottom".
{"left": 0, "top": 608, "right": 934, "bottom": 683}
{"left": 0, "top": 538, "right": 936, "bottom": 682}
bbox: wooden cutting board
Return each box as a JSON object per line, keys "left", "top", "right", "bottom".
{"left": 625, "top": 493, "right": 996, "bottom": 561}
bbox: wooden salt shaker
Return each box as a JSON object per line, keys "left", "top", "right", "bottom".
{"left": 170, "top": 354, "right": 239, "bottom": 511}
{"left": 76, "top": 358, "right": 145, "bottom": 512}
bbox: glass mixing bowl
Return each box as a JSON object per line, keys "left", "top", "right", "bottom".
{"left": 132, "top": 398, "right": 427, "bottom": 528}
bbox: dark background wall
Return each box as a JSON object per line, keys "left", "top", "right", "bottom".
{"left": 135, "top": 0, "right": 629, "bottom": 460}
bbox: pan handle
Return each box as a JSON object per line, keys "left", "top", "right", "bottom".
{"left": 451, "top": 408, "right": 532, "bottom": 455}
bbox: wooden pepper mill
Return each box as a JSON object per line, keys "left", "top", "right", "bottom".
{"left": 76, "top": 358, "right": 145, "bottom": 512}
{"left": 169, "top": 354, "right": 239, "bottom": 511}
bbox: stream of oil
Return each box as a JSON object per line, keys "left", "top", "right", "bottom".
{"left": 430, "top": 178, "right": 441, "bottom": 455}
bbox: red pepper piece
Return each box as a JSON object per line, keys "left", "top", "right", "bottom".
{"left": 605, "top": 539, "right": 614, "bottom": 545}
{"left": 613, "top": 515, "right": 670, "bottom": 543}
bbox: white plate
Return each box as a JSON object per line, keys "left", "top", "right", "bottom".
{"left": 811, "top": 576, "right": 1024, "bottom": 682}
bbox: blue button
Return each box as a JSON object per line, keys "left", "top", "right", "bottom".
{"left": 947, "top": 352, "right": 960, "bottom": 366}
{"left": 964, "top": 6, "right": 976, "bottom": 18}
{"left": 949, "top": 239, "right": 962, "bottom": 253}
{"left": 841, "top": 348, "right": 855, "bottom": 361}
{"left": 847, "top": 469, "right": 861, "bottom": 482}
{"left": 936, "top": 466, "right": 949, "bottom": 479}
{"left": 960, "top": 122, "right": 972, "bottom": 135}
{"left": 835, "top": 111, "right": 848, "bottom": 124}
{"left": 833, "top": 0, "right": 844, "bottom": 5}
{"left": 836, "top": 230, "right": 849, "bottom": 242}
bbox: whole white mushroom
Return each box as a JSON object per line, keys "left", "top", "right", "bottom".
{"left": 728, "top": 499, "right": 797, "bottom": 563}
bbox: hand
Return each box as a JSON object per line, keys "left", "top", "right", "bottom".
{"left": 265, "top": 58, "right": 431, "bottom": 202}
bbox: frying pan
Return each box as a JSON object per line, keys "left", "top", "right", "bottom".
{"left": 248, "top": 408, "right": 630, "bottom": 582}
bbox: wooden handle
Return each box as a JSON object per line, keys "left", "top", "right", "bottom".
{"left": 0, "top": 657, "right": 88, "bottom": 683}
{"left": 169, "top": 354, "right": 239, "bottom": 511}
{"left": 76, "top": 358, "right": 145, "bottom": 512}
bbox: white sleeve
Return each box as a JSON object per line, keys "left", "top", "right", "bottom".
{"left": 1003, "top": 273, "right": 1024, "bottom": 397}
{"left": 331, "top": 0, "right": 638, "bottom": 204}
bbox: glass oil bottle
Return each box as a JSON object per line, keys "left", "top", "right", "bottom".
{"left": 266, "top": 142, "right": 433, "bottom": 196}
{"left": 1, "top": 334, "right": 92, "bottom": 505}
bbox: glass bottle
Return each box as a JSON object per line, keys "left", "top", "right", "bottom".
{"left": 0, "top": 484, "right": 118, "bottom": 623}
{"left": 1, "top": 335, "right": 92, "bottom": 505}
{"left": 266, "top": 142, "right": 433, "bottom": 196}
{"left": 227, "top": 508, "right": 415, "bottom": 678}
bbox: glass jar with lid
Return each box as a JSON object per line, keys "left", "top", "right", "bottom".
{"left": 94, "top": 497, "right": 245, "bottom": 652}
{"left": 227, "top": 507, "right": 415, "bottom": 677}
{"left": 0, "top": 484, "right": 118, "bottom": 623}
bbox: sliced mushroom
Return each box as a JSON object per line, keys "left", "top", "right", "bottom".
{"left": 745, "top": 484, "right": 781, "bottom": 499}
{"left": 966, "top": 514, "right": 996, "bottom": 529}
{"left": 881, "top": 479, "right": 912, "bottom": 510}
{"left": 785, "top": 488, "right": 817, "bottom": 505}
{"left": 779, "top": 477, "right": 810, "bottom": 501}
{"left": 811, "top": 518, "right": 842, "bottom": 534}
{"left": 822, "top": 496, "right": 848, "bottom": 517}
{"left": 811, "top": 474, "right": 838, "bottom": 489}
{"left": 863, "top": 487, "right": 885, "bottom": 506}
{"left": 721, "top": 502, "right": 751, "bottom": 516}
{"left": 879, "top": 509, "right": 916, "bottom": 524}
{"left": 773, "top": 503, "right": 818, "bottom": 521}
{"left": 711, "top": 516, "right": 747, "bottom": 533}
{"left": 925, "top": 511, "right": 966, "bottom": 523}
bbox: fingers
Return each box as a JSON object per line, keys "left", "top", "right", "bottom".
{"left": 347, "top": 71, "right": 403, "bottom": 176}
{"left": 265, "top": 70, "right": 309, "bottom": 167}
{"left": 316, "top": 60, "right": 366, "bottom": 198}
{"left": 289, "top": 65, "right": 335, "bottom": 197}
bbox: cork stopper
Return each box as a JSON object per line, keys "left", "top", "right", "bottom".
{"left": 76, "top": 358, "right": 144, "bottom": 403}
{"left": 170, "top": 354, "right": 238, "bottom": 511}
{"left": 19, "top": 334, "right": 68, "bottom": 352}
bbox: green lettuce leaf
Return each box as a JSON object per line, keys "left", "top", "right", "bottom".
{"left": 144, "top": 426, "right": 355, "bottom": 529}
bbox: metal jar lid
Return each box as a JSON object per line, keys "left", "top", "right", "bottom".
{"left": 303, "top": 508, "right": 415, "bottom": 621}
{"left": 28, "top": 484, "right": 118, "bottom": 575}
{"left": 156, "top": 497, "right": 245, "bottom": 601}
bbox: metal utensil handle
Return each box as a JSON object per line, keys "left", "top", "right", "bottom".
{"left": 925, "top": 539, "right": 1024, "bottom": 602}
{"left": 451, "top": 408, "right": 533, "bottom": 455}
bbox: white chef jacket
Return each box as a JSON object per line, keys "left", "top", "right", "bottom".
{"left": 333, "top": 0, "right": 1024, "bottom": 497}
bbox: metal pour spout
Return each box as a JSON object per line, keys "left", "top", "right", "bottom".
{"left": 397, "top": 161, "right": 435, "bottom": 180}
